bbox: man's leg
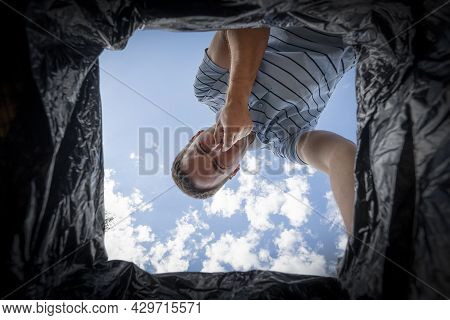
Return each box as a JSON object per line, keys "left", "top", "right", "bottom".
{"left": 297, "top": 130, "right": 356, "bottom": 233}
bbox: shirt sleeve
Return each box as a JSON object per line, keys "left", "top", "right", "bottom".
{"left": 274, "top": 128, "right": 313, "bottom": 165}
{"left": 193, "top": 49, "right": 228, "bottom": 98}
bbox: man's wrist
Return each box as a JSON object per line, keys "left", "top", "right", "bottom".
{"left": 225, "top": 94, "right": 249, "bottom": 110}
{"left": 229, "top": 77, "right": 254, "bottom": 94}
{"left": 227, "top": 80, "right": 252, "bottom": 105}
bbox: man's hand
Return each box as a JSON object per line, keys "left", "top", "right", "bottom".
{"left": 214, "top": 98, "right": 253, "bottom": 151}
{"left": 212, "top": 27, "right": 269, "bottom": 151}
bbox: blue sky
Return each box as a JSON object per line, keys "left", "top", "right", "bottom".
{"left": 99, "top": 29, "right": 356, "bottom": 275}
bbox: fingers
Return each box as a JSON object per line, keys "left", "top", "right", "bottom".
{"left": 222, "top": 129, "right": 233, "bottom": 151}
{"left": 234, "top": 126, "right": 251, "bottom": 142}
{"left": 214, "top": 123, "right": 224, "bottom": 147}
{"left": 223, "top": 126, "right": 253, "bottom": 151}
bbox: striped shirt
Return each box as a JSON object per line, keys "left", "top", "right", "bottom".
{"left": 193, "top": 26, "right": 357, "bottom": 164}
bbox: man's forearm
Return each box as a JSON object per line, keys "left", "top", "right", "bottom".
{"left": 225, "top": 28, "right": 269, "bottom": 104}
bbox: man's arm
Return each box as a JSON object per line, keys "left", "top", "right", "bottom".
{"left": 297, "top": 130, "right": 356, "bottom": 233}
{"left": 213, "top": 28, "right": 269, "bottom": 151}
{"left": 206, "top": 31, "right": 230, "bottom": 70}
{"left": 226, "top": 28, "right": 269, "bottom": 104}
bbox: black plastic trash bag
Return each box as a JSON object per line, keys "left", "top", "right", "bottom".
{"left": 0, "top": 0, "right": 449, "bottom": 299}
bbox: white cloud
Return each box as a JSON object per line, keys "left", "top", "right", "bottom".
{"left": 200, "top": 232, "right": 215, "bottom": 248}
{"left": 203, "top": 155, "right": 313, "bottom": 231}
{"left": 323, "top": 191, "right": 344, "bottom": 230}
{"left": 283, "top": 159, "right": 317, "bottom": 176}
{"left": 201, "top": 226, "right": 327, "bottom": 276}
{"left": 243, "top": 176, "right": 285, "bottom": 230}
{"left": 337, "top": 234, "right": 348, "bottom": 251}
{"left": 323, "top": 191, "right": 348, "bottom": 263}
{"left": 129, "top": 152, "right": 139, "bottom": 161}
{"left": 274, "top": 229, "right": 301, "bottom": 252}
{"left": 269, "top": 229, "right": 327, "bottom": 275}
{"left": 104, "top": 169, "right": 154, "bottom": 268}
{"left": 104, "top": 171, "right": 213, "bottom": 273}
{"left": 279, "top": 176, "right": 311, "bottom": 227}
{"left": 202, "top": 228, "right": 261, "bottom": 272}
{"left": 149, "top": 209, "right": 211, "bottom": 273}
{"left": 204, "top": 188, "right": 243, "bottom": 218}
{"left": 258, "top": 249, "right": 271, "bottom": 262}
{"left": 283, "top": 161, "right": 303, "bottom": 175}
{"left": 240, "top": 153, "right": 262, "bottom": 173}
{"left": 104, "top": 156, "right": 333, "bottom": 277}
{"left": 134, "top": 225, "right": 154, "bottom": 242}
{"left": 306, "top": 165, "right": 317, "bottom": 176}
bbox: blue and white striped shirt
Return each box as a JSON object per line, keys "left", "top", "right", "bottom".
{"left": 194, "top": 26, "right": 357, "bottom": 164}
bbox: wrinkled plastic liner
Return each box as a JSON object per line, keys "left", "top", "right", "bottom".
{"left": 0, "top": 0, "right": 448, "bottom": 299}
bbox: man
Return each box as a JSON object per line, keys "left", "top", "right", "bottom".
{"left": 172, "top": 26, "right": 357, "bottom": 233}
